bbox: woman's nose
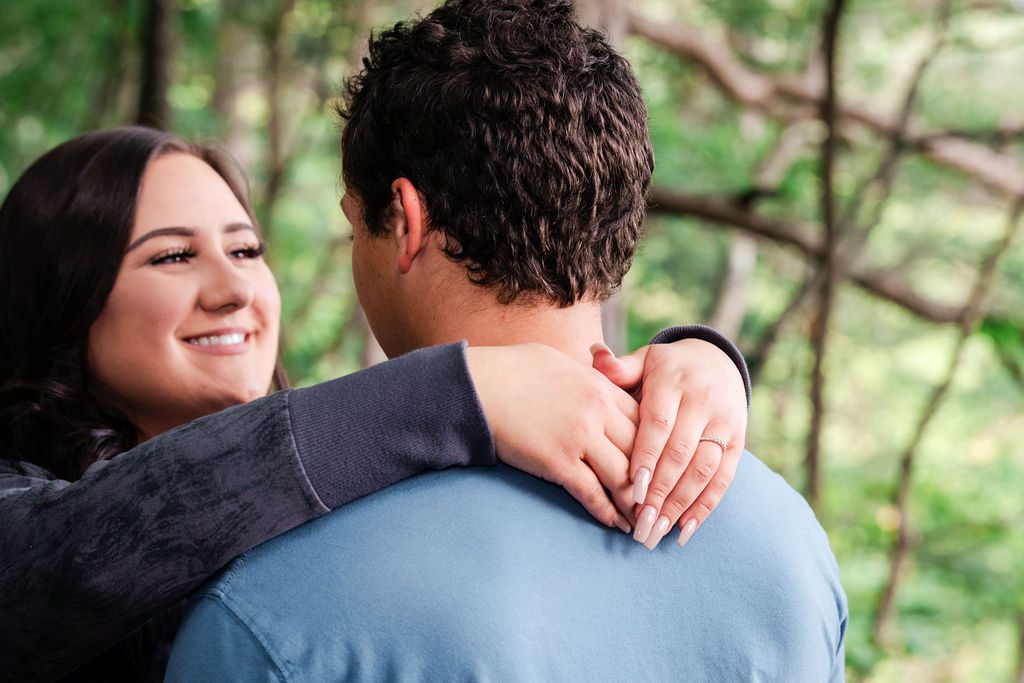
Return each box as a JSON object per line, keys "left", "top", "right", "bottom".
{"left": 197, "top": 259, "right": 256, "bottom": 313}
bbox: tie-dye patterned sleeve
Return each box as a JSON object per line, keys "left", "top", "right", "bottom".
{"left": 0, "top": 342, "right": 494, "bottom": 682}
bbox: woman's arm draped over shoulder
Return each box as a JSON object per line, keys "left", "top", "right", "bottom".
{"left": 0, "top": 342, "right": 493, "bottom": 682}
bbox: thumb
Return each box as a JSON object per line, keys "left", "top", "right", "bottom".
{"left": 590, "top": 343, "right": 646, "bottom": 391}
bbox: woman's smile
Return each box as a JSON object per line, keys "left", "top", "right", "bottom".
{"left": 182, "top": 328, "right": 252, "bottom": 354}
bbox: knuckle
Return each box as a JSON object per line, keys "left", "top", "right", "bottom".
{"left": 585, "top": 378, "right": 606, "bottom": 405}
{"left": 660, "top": 499, "right": 686, "bottom": 523}
{"left": 692, "top": 499, "right": 715, "bottom": 522}
{"left": 645, "top": 411, "right": 674, "bottom": 431}
{"left": 584, "top": 379, "right": 608, "bottom": 405}
{"left": 664, "top": 442, "right": 695, "bottom": 468}
{"left": 567, "top": 413, "right": 594, "bottom": 439}
{"left": 583, "top": 486, "right": 604, "bottom": 508}
{"left": 634, "top": 443, "right": 662, "bottom": 464}
{"left": 647, "top": 481, "right": 674, "bottom": 502}
{"left": 711, "top": 473, "right": 733, "bottom": 495}
{"left": 691, "top": 460, "right": 717, "bottom": 485}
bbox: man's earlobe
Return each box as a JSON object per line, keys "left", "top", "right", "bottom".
{"left": 392, "top": 178, "right": 425, "bottom": 275}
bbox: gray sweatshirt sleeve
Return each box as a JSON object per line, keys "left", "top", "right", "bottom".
{"left": 0, "top": 342, "right": 494, "bottom": 682}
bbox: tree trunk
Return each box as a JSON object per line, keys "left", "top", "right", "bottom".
{"left": 805, "top": 0, "right": 849, "bottom": 511}
{"left": 84, "top": 0, "right": 133, "bottom": 130}
{"left": 710, "top": 235, "right": 757, "bottom": 339}
{"left": 137, "top": 0, "right": 175, "bottom": 129}
{"left": 212, "top": 18, "right": 250, "bottom": 159}
{"left": 259, "top": 0, "right": 299, "bottom": 239}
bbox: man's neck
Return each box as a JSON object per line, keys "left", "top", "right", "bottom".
{"left": 415, "top": 292, "right": 607, "bottom": 365}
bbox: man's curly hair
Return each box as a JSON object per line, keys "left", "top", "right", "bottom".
{"left": 337, "top": 0, "right": 654, "bottom": 305}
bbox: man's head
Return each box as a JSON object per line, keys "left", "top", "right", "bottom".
{"left": 338, "top": 0, "right": 654, "bottom": 355}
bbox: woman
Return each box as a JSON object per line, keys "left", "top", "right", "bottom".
{"left": 0, "top": 128, "right": 750, "bottom": 681}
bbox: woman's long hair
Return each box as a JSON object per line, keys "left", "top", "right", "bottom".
{"left": 0, "top": 127, "right": 285, "bottom": 482}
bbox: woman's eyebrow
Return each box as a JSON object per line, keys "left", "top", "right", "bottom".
{"left": 126, "top": 223, "right": 256, "bottom": 252}
{"left": 125, "top": 227, "right": 196, "bottom": 252}
{"left": 223, "top": 222, "right": 256, "bottom": 236}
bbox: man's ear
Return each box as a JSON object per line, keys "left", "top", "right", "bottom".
{"left": 389, "top": 178, "right": 426, "bottom": 275}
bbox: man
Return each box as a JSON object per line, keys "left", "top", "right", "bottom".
{"left": 166, "top": 0, "right": 847, "bottom": 680}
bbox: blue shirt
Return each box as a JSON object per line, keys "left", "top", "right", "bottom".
{"left": 167, "top": 454, "right": 847, "bottom": 682}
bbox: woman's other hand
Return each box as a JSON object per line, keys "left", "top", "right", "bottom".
{"left": 466, "top": 344, "right": 638, "bottom": 534}
{"left": 591, "top": 339, "right": 748, "bottom": 550}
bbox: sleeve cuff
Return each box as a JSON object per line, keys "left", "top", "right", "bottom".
{"left": 650, "top": 324, "right": 752, "bottom": 407}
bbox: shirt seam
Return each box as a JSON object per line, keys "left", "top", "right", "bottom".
{"left": 198, "top": 593, "right": 293, "bottom": 682}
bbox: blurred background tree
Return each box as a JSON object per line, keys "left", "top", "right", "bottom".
{"left": 1, "top": 0, "right": 1022, "bottom": 680}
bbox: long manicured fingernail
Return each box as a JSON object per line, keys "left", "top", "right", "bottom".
{"left": 632, "top": 467, "right": 652, "bottom": 504}
{"left": 633, "top": 505, "right": 657, "bottom": 543}
{"left": 644, "top": 516, "right": 671, "bottom": 550}
{"left": 677, "top": 519, "right": 698, "bottom": 548}
{"left": 613, "top": 514, "right": 632, "bottom": 534}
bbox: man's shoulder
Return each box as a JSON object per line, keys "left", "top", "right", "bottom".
{"left": 177, "top": 454, "right": 846, "bottom": 682}
{"left": 198, "top": 452, "right": 836, "bottom": 600}
{"left": 191, "top": 452, "right": 845, "bottom": 635}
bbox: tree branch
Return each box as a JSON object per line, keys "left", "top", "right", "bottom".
{"left": 626, "top": 7, "right": 1024, "bottom": 199}
{"left": 648, "top": 188, "right": 977, "bottom": 325}
{"left": 747, "top": 268, "right": 821, "bottom": 385}
{"left": 839, "top": 0, "right": 953, "bottom": 240}
{"left": 908, "top": 122, "right": 1024, "bottom": 150}
{"left": 872, "top": 196, "right": 1024, "bottom": 649}
{"left": 711, "top": 124, "right": 815, "bottom": 338}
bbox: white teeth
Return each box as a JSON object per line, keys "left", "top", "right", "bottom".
{"left": 188, "top": 333, "right": 246, "bottom": 346}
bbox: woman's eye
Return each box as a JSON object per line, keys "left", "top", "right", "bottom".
{"left": 231, "top": 243, "right": 267, "bottom": 260}
{"left": 149, "top": 248, "right": 195, "bottom": 265}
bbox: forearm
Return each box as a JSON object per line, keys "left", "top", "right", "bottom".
{"left": 0, "top": 342, "right": 494, "bottom": 681}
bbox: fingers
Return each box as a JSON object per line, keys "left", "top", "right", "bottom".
{"left": 643, "top": 437, "right": 728, "bottom": 548}
{"left": 630, "top": 374, "right": 684, "bottom": 489}
{"left": 604, "top": 402, "right": 638, "bottom": 454}
{"left": 638, "top": 407, "right": 706, "bottom": 515}
{"left": 583, "top": 438, "right": 636, "bottom": 527}
{"left": 561, "top": 461, "right": 632, "bottom": 534}
{"left": 676, "top": 446, "right": 741, "bottom": 548}
{"left": 591, "top": 343, "right": 647, "bottom": 391}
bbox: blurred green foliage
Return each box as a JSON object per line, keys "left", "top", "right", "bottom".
{"left": 1, "top": 0, "right": 1022, "bottom": 680}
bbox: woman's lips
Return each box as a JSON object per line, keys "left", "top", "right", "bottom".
{"left": 181, "top": 331, "right": 252, "bottom": 355}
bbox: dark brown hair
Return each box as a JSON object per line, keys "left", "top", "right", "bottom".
{"left": 0, "top": 126, "right": 285, "bottom": 482}
{"left": 337, "top": 0, "right": 655, "bottom": 305}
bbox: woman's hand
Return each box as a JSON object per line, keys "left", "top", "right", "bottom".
{"left": 466, "top": 343, "right": 639, "bottom": 534}
{"left": 591, "top": 339, "right": 748, "bottom": 550}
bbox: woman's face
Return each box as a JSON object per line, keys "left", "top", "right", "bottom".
{"left": 88, "top": 152, "right": 281, "bottom": 440}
